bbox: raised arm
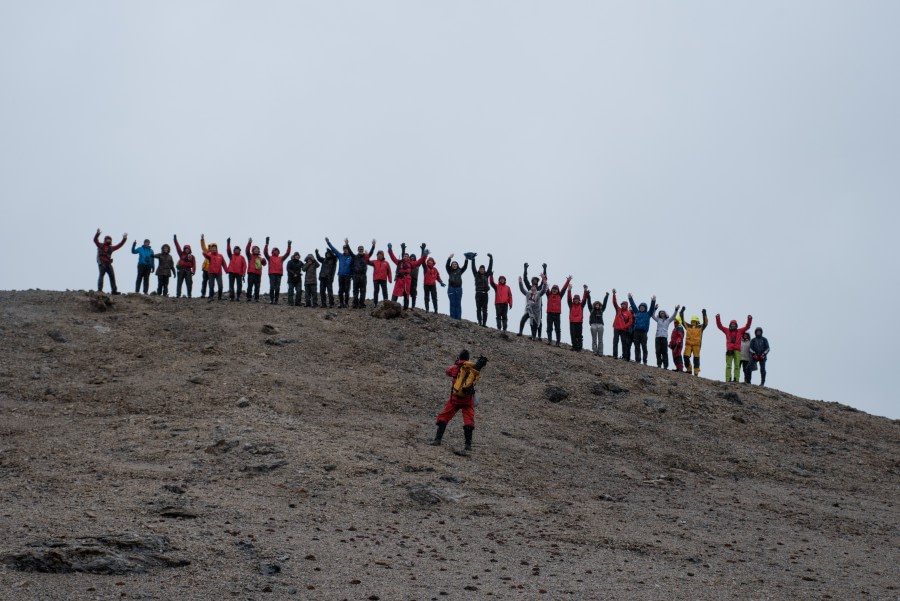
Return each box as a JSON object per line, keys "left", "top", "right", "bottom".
{"left": 315, "top": 248, "right": 325, "bottom": 263}
{"left": 388, "top": 246, "right": 400, "bottom": 265}
{"left": 246, "top": 239, "right": 252, "bottom": 257}
{"left": 523, "top": 262, "right": 529, "bottom": 282}
{"left": 460, "top": 257, "right": 469, "bottom": 274}
{"left": 174, "top": 235, "right": 183, "bottom": 257}
{"left": 519, "top": 278, "right": 528, "bottom": 295}
{"left": 489, "top": 274, "right": 497, "bottom": 291}
{"left": 446, "top": 256, "right": 453, "bottom": 272}
{"left": 701, "top": 309, "right": 709, "bottom": 330}
{"left": 367, "top": 239, "right": 375, "bottom": 258}
{"left": 326, "top": 237, "right": 340, "bottom": 256}
{"left": 601, "top": 292, "right": 609, "bottom": 312}
{"left": 715, "top": 313, "right": 726, "bottom": 333}
{"left": 487, "top": 254, "right": 493, "bottom": 275}
{"left": 227, "top": 238, "right": 233, "bottom": 259}
{"left": 285, "top": 240, "right": 292, "bottom": 257}
{"left": 560, "top": 276, "right": 571, "bottom": 295}
{"left": 743, "top": 315, "right": 753, "bottom": 331}
{"left": 567, "top": 287, "right": 573, "bottom": 308}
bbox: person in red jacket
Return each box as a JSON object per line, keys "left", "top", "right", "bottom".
{"left": 422, "top": 257, "right": 445, "bottom": 313}
{"left": 567, "top": 285, "right": 591, "bottom": 352}
{"left": 367, "top": 249, "right": 393, "bottom": 306}
{"left": 670, "top": 317, "right": 686, "bottom": 372}
{"left": 429, "top": 350, "right": 486, "bottom": 451}
{"left": 611, "top": 289, "right": 634, "bottom": 360}
{"left": 264, "top": 237, "right": 291, "bottom": 305}
{"left": 543, "top": 276, "right": 571, "bottom": 347}
{"left": 93, "top": 228, "right": 127, "bottom": 294}
{"left": 716, "top": 314, "right": 753, "bottom": 382}
{"left": 173, "top": 234, "right": 196, "bottom": 298}
{"left": 489, "top": 274, "right": 513, "bottom": 331}
{"left": 388, "top": 243, "right": 427, "bottom": 309}
{"left": 226, "top": 237, "right": 248, "bottom": 301}
{"left": 202, "top": 239, "right": 228, "bottom": 301}
{"left": 244, "top": 238, "right": 267, "bottom": 303}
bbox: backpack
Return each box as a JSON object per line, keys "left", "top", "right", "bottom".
{"left": 451, "top": 356, "right": 488, "bottom": 397}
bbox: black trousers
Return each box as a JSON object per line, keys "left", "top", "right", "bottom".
{"left": 613, "top": 329, "right": 632, "bottom": 360}
{"left": 633, "top": 330, "right": 649, "bottom": 363}
{"left": 475, "top": 290, "right": 489, "bottom": 325}
{"left": 176, "top": 270, "right": 193, "bottom": 297}
{"left": 320, "top": 279, "right": 334, "bottom": 306}
{"left": 156, "top": 275, "right": 170, "bottom": 296}
{"left": 373, "top": 280, "right": 388, "bottom": 305}
{"left": 519, "top": 313, "right": 543, "bottom": 338}
{"left": 135, "top": 264, "right": 152, "bottom": 294}
{"left": 495, "top": 304, "right": 509, "bottom": 330}
{"left": 569, "top": 321, "right": 583, "bottom": 350}
{"left": 337, "top": 275, "right": 351, "bottom": 306}
{"left": 269, "top": 274, "right": 283, "bottom": 303}
{"left": 287, "top": 279, "right": 302, "bottom": 305}
{"left": 229, "top": 273, "right": 243, "bottom": 300}
{"left": 547, "top": 313, "right": 561, "bottom": 343}
{"left": 208, "top": 272, "right": 223, "bottom": 299}
{"left": 352, "top": 275, "right": 367, "bottom": 307}
{"left": 410, "top": 279, "right": 418, "bottom": 307}
{"left": 655, "top": 337, "right": 669, "bottom": 367}
{"left": 247, "top": 273, "right": 261, "bottom": 301}
{"left": 305, "top": 283, "right": 318, "bottom": 306}
{"left": 97, "top": 263, "right": 117, "bottom": 293}
{"left": 424, "top": 284, "right": 438, "bottom": 312}
{"left": 201, "top": 270, "right": 209, "bottom": 296}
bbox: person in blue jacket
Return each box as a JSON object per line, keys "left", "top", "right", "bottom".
{"left": 628, "top": 293, "right": 657, "bottom": 365}
{"left": 326, "top": 237, "right": 355, "bottom": 308}
{"left": 131, "top": 238, "right": 155, "bottom": 294}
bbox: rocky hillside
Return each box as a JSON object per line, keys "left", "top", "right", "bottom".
{"left": 0, "top": 291, "right": 897, "bottom": 600}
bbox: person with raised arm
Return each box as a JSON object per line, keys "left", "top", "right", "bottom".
{"left": 93, "top": 228, "right": 127, "bottom": 294}
{"left": 445, "top": 253, "right": 469, "bottom": 320}
{"left": 315, "top": 246, "right": 337, "bottom": 307}
{"left": 518, "top": 274, "right": 546, "bottom": 340}
{"left": 226, "top": 237, "right": 247, "bottom": 301}
{"left": 679, "top": 307, "right": 709, "bottom": 376}
{"left": 651, "top": 304, "right": 680, "bottom": 368}
{"left": 264, "top": 237, "right": 291, "bottom": 305}
{"left": 421, "top": 256, "right": 445, "bottom": 313}
{"left": 173, "top": 234, "right": 196, "bottom": 298}
{"left": 489, "top": 271, "right": 513, "bottom": 331}
{"left": 716, "top": 313, "right": 753, "bottom": 382}
{"left": 567, "top": 285, "right": 590, "bottom": 352}
{"left": 544, "top": 276, "right": 572, "bottom": 347}
{"left": 611, "top": 289, "right": 634, "bottom": 360}
{"left": 588, "top": 291, "right": 610, "bottom": 356}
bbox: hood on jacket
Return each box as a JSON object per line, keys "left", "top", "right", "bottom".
{"left": 232, "top": 246, "right": 242, "bottom": 255}
{"left": 755, "top": 327, "right": 764, "bottom": 335}
{"left": 729, "top": 319, "right": 738, "bottom": 329}
{"left": 183, "top": 244, "right": 192, "bottom": 253}
{"left": 450, "top": 261, "right": 459, "bottom": 269}
{"left": 251, "top": 246, "right": 260, "bottom": 255}
{"left": 161, "top": 244, "right": 170, "bottom": 253}
{"left": 498, "top": 276, "right": 506, "bottom": 284}
{"left": 638, "top": 303, "right": 647, "bottom": 311}
{"left": 426, "top": 257, "right": 436, "bottom": 266}
{"left": 377, "top": 250, "right": 385, "bottom": 259}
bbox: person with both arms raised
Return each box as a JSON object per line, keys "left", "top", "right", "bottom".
{"left": 315, "top": 246, "right": 337, "bottom": 308}
{"left": 326, "top": 237, "right": 354, "bottom": 308}
{"left": 285, "top": 251, "right": 304, "bottom": 306}
{"left": 350, "top": 239, "right": 376, "bottom": 308}
{"left": 588, "top": 291, "right": 609, "bottom": 356}
{"left": 651, "top": 304, "right": 680, "bottom": 368}
{"left": 264, "top": 237, "right": 291, "bottom": 305}
{"left": 628, "top": 293, "right": 657, "bottom": 365}
{"left": 445, "top": 253, "right": 469, "bottom": 320}
{"left": 567, "top": 284, "right": 590, "bottom": 351}
{"left": 93, "top": 229, "right": 127, "bottom": 294}
{"left": 301, "top": 253, "right": 320, "bottom": 307}
{"left": 472, "top": 253, "right": 493, "bottom": 327}
{"left": 520, "top": 262, "right": 547, "bottom": 339}
{"left": 388, "top": 242, "right": 426, "bottom": 309}
{"left": 244, "top": 238, "right": 267, "bottom": 303}
{"left": 225, "top": 237, "right": 247, "bottom": 302}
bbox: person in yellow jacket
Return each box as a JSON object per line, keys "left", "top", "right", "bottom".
{"left": 678, "top": 307, "right": 708, "bottom": 376}
{"left": 199, "top": 235, "right": 211, "bottom": 298}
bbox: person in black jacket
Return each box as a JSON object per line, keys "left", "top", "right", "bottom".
{"left": 351, "top": 239, "right": 376, "bottom": 309}
{"left": 315, "top": 247, "right": 337, "bottom": 308}
{"left": 472, "top": 253, "right": 493, "bottom": 326}
{"left": 409, "top": 250, "right": 422, "bottom": 308}
{"left": 445, "top": 254, "right": 469, "bottom": 320}
{"left": 301, "top": 254, "right": 320, "bottom": 307}
{"left": 748, "top": 327, "right": 771, "bottom": 386}
{"left": 588, "top": 292, "right": 610, "bottom": 356}
{"left": 285, "top": 252, "right": 304, "bottom": 306}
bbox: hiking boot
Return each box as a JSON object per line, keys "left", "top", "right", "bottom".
{"left": 429, "top": 422, "right": 447, "bottom": 446}
{"left": 463, "top": 425, "right": 473, "bottom": 451}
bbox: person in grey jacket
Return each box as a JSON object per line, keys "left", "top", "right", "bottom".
{"left": 518, "top": 275, "right": 546, "bottom": 340}
{"left": 153, "top": 244, "right": 176, "bottom": 297}
{"left": 748, "top": 328, "right": 771, "bottom": 386}
{"left": 651, "top": 305, "right": 680, "bottom": 368}
{"left": 740, "top": 332, "right": 753, "bottom": 383}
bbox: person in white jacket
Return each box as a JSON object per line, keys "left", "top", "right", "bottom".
{"left": 651, "top": 305, "right": 680, "bottom": 369}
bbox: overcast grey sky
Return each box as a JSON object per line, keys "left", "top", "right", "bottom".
{"left": 1, "top": 1, "right": 897, "bottom": 418}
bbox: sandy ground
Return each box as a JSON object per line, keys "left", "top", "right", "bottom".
{"left": 0, "top": 290, "right": 897, "bottom": 600}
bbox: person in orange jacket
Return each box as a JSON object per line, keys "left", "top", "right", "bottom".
{"left": 202, "top": 238, "right": 228, "bottom": 301}
{"left": 489, "top": 273, "right": 513, "bottom": 331}
{"left": 264, "top": 237, "right": 291, "bottom": 305}
{"left": 226, "top": 237, "right": 247, "bottom": 301}
{"left": 367, "top": 249, "right": 392, "bottom": 306}
{"left": 245, "top": 238, "right": 267, "bottom": 303}
{"left": 567, "top": 285, "right": 591, "bottom": 351}
{"left": 173, "top": 235, "right": 196, "bottom": 298}
{"left": 93, "top": 229, "right": 127, "bottom": 294}
{"left": 611, "top": 289, "right": 634, "bottom": 360}
{"left": 716, "top": 313, "right": 753, "bottom": 382}
{"left": 543, "top": 276, "right": 572, "bottom": 347}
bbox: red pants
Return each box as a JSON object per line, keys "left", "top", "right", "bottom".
{"left": 436, "top": 395, "right": 475, "bottom": 426}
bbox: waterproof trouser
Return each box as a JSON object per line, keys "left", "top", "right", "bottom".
{"left": 373, "top": 280, "right": 388, "bottom": 305}
{"left": 176, "top": 270, "right": 193, "bottom": 297}
{"left": 246, "top": 273, "right": 261, "bottom": 301}
{"left": 200, "top": 270, "right": 209, "bottom": 297}
{"left": 229, "top": 274, "right": 243, "bottom": 300}
{"left": 337, "top": 275, "right": 351, "bottom": 307}
{"left": 655, "top": 337, "right": 669, "bottom": 368}
{"left": 352, "top": 275, "right": 367, "bottom": 307}
{"left": 590, "top": 323, "right": 604, "bottom": 355}
{"left": 208, "top": 272, "right": 224, "bottom": 299}
{"left": 725, "top": 350, "right": 741, "bottom": 381}
{"left": 447, "top": 286, "right": 463, "bottom": 319}
{"left": 684, "top": 342, "right": 701, "bottom": 375}
{"left": 305, "top": 283, "right": 318, "bottom": 306}
{"left": 287, "top": 279, "right": 302, "bottom": 305}
{"left": 268, "top": 274, "right": 282, "bottom": 303}
{"left": 475, "top": 290, "right": 489, "bottom": 326}
{"left": 97, "top": 263, "right": 117, "bottom": 293}
{"left": 632, "top": 330, "right": 649, "bottom": 363}
{"left": 436, "top": 394, "right": 475, "bottom": 426}
{"left": 546, "top": 313, "right": 561, "bottom": 344}
{"left": 156, "top": 275, "right": 170, "bottom": 296}
{"left": 135, "top": 264, "right": 152, "bottom": 294}
{"left": 424, "top": 285, "right": 438, "bottom": 312}
{"left": 319, "top": 279, "right": 334, "bottom": 306}
{"left": 495, "top": 304, "right": 509, "bottom": 331}
{"left": 569, "top": 321, "right": 583, "bottom": 350}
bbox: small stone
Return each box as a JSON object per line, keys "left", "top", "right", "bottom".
{"left": 47, "top": 330, "right": 67, "bottom": 343}
{"left": 545, "top": 386, "right": 568, "bottom": 403}
{"left": 236, "top": 397, "right": 251, "bottom": 408}
{"left": 643, "top": 398, "right": 667, "bottom": 413}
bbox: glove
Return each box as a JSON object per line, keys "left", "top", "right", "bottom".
{"left": 524, "top": 262, "right": 529, "bottom": 268}
{"left": 464, "top": 251, "right": 476, "bottom": 260}
{"left": 752, "top": 354, "right": 760, "bottom": 361}
{"left": 420, "top": 243, "right": 426, "bottom": 250}
{"left": 387, "top": 243, "right": 392, "bottom": 250}
{"left": 702, "top": 308, "right": 707, "bottom": 315}
{"left": 487, "top": 253, "right": 493, "bottom": 259}
{"left": 423, "top": 249, "right": 430, "bottom": 256}
{"left": 440, "top": 282, "right": 446, "bottom": 288}
{"left": 288, "top": 240, "right": 292, "bottom": 246}
{"left": 401, "top": 243, "right": 407, "bottom": 253}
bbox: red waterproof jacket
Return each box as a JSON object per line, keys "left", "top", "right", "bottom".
{"left": 227, "top": 252, "right": 247, "bottom": 276}
{"left": 670, "top": 325, "right": 685, "bottom": 349}
{"left": 367, "top": 256, "right": 393, "bottom": 282}
{"left": 612, "top": 293, "right": 634, "bottom": 331}
{"left": 567, "top": 288, "right": 586, "bottom": 323}
{"left": 423, "top": 259, "right": 444, "bottom": 286}
{"left": 245, "top": 241, "right": 266, "bottom": 275}
{"left": 264, "top": 243, "right": 291, "bottom": 275}
{"left": 489, "top": 275, "right": 513, "bottom": 307}
{"left": 716, "top": 315, "right": 752, "bottom": 351}
{"left": 545, "top": 278, "right": 571, "bottom": 314}
{"left": 203, "top": 250, "right": 228, "bottom": 275}
{"left": 94, "top": 233, "right": 126, "bottom": 264}
{"left": 389, "top": 249, "right": 426, "bottom": 279}
{"left": 173, "top": 239, "right": 196, "bottom": 273}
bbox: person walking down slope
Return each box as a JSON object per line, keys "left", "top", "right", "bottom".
{"left": 131, "top": 238, "right": 155, "bottom": 294}
{"left": 226, "top": 238, "right": 247, "bottom": 301}
{"left": 472, "top": 253, "right": 494, "bottom": 327}
{"left": 286, "top": 251, "right": 304, "bottom": 306}
{"left": 628, "top": 294, "right": 657, "bottom": 365}
{"left": 302, "top": 254, "right": 320, "bottom": 307}
{"left": 445, "top": 254, "right": 469, "bottom": 320}
{"left": 315, "top": 247, "right": 337, "bottom": 308}
{"left": 264, "top": 237, "right": 291, "bottom": 305}
{"left": 202, "top": 240, "right": 228, "bottom": 301}
{"left": 518, "top": 275, "right": 546, "bottom": 340}
{"left": 173, "top": 235, "right": 196, "bottom": 298}
{"left": 422, "top": 257, "right": 445, "bottom": 313}
{"left": 429, "top": 350, "right": 488, "bottom": 452}
{"left": 679, "top": 307, "right": 709, "bottom": 376}
{"left": 93, "top": 229, "right": 127, "bottom": 294}
{"left": 716, "top": 313, "right": 753, "bottom": 382}
{"left": 489, "top": 273, "right": 513, "bottom": 331}
{"left": 588, "top": 291, "right": 609, "bottom": 356}
{"left": 651, "top": 305, "right": 680, "bottom": 368}
{"left": 749, "top": 327, "right": 770, "bottom": 386}
{"left": 611, "top": 290, "right": 634, "bottom": 360}
{"left": 567, "top": 285, "right": 590, "bottom": 351}
{"left": 153, "top": 244, "right": 177, "bottom": 297}
{"left": 245, "top": 239, "right": 267, "bottom": 303}
{"left": 670, "top": 317, "right": 686, "bottom": 372}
